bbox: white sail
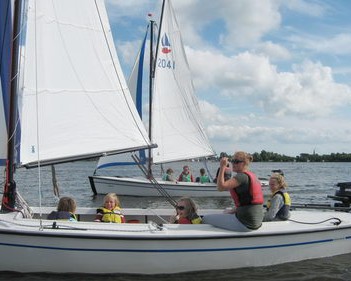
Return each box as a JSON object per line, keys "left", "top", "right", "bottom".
{"left": 95, "top": 27, "right": 149, "bottom": 170}
{"left": 19, "top": 0, "right": 151, "bottom": 167}
{"left": 151, "top": 0, "right": 215, "bottom": 164}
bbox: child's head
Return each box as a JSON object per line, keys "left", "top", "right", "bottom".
{"left": 182, "top": 165, "right": 190, "bottom": 174}
{"left": 166, "top": 168, "right": 174, "bottom": 174}
{"left": 176, "top": 197, "right": 197, "bottom": 218}
{"left": 200, "top": 168, "right": 206, "bottom": 175}
{"left": 269, "top": 173, "right": 287, "bottom": 193}
{"left": 57, "top": 197, "right": 76, "bottom": 213}
{"left": 103, "top": 193, "right": 120, "bottom": 210}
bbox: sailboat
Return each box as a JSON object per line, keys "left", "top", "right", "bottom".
{"left": 1, "top": 0, "right": 351, "bottom": 275}
{"left": 88, "top": 1, "right": 240, "bottom": 197}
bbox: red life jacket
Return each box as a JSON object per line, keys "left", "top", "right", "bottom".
{"left": 229, "top": 171, "right": 264, "bottom": 207}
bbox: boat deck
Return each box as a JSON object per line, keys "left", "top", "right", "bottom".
{"left": 0, "top": 207, "right": 350, "bottom": 239}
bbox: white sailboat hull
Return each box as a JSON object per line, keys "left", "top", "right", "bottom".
{"left": 0, "top": 209, "right": 351, "bottom": 274}
{"left": 89, "top": 175, "right": 228, "bottom": 197}
{"left": 89, "top": 175, "right": 269, "bottom": 197}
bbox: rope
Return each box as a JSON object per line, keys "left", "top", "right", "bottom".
{"left": 146, "top": 208, "right": 170, "bottom": 224}
{"left": 131, "top": 153, "right": 177, "bottom": 207}
{"left": 42, "top": 221, "right": 163, "bottom": 233}
{"left": 288, "top": 217, "right": 342, "bottom": 226}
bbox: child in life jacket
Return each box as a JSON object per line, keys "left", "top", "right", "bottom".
{"left": 95, "top": 193, "right": 125, "bottom": 223}
{"left": 47, "top": 196, "right": 77, "bottom": 222}
{"left": 170, "top": 197, "right": 202, "bottom": 224}
{"left": 264, "top": 173, "right": 291, "bottom": 221}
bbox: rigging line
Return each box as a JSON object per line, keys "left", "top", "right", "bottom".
{"left": 204, "top": 158, "right": 214, "bottom": 181}
{"left": 94, "top": 0, "right": 151, "bottom": 146}
{"left": 132, "top": 153, "right": 177, "bottom": 207}
{"left": 153, "top": 0, "right": 166, "bottom": 79}
{"left": 288, "top": 217, "right": 342, "bottom": 226}
{"left": 146, "top": 208, "right": 169, "bottom": 224}
{"left": 33, "top": 1, "right": 43, "bottom": 229}
{"left": 6, "top": 116, "right": 19, "bottom": 145}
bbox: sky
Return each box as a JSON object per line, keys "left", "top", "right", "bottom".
{"left": 105, "top": 0, "right": 351, "bottom": 157}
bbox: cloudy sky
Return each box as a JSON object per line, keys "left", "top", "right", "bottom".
{"left": 105, "top": 0, "right": 351, "bottom": 157}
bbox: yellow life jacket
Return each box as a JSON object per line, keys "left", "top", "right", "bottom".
{"left": 191, "top": 216, "right": 202, "bottom": 224}
{"left": 97, "top": 206, "right": 125, "bottom": 223}
{"left": 266, "top": 190, "right": 291, "bottom": 220}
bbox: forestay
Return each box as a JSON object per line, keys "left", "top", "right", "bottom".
{"left": 19, "top": 0, "right": 151, "bottom": 167}
{"left": 151, "top": 0, "right": 215, "bottom": 164}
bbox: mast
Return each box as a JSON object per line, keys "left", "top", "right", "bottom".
{"left": 147, "top": 18, "right": 155, "bottom": 178}
{"left": 147, "top": 0, "right": 166, "bottom": 177}
{"left": 2, "top": 0, "right": 24, "bottom": 212}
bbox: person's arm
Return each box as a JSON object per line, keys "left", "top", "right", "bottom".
{"left": 263, "top": 195, "right": 284, "bottom": 221}
{"left": 94, "top": 208, "right": 103, "bottom": 222}
{"left": 217, "top": 157, "right": 239, "bottom": 191}
{"left": 177, "top": 174, "right": 182, "bottom": 181}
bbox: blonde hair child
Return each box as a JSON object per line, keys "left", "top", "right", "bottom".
{"left": 95, "top": 193, "right": 125, "bottom": 223}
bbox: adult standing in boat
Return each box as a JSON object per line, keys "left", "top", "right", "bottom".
{"left": 203, "top": 151, "right": 264, "bottom": 231}
{"left": 263, "top": 173, "right": 291, "bottom": 221}
{"left": 177, "top": 165, "right": 195, "bottom": 182}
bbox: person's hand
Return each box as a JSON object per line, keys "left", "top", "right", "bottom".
{"left": 220, "top": 157, "right": 229, "bottom": 168}
{"left": 169, "top": 215, "right": 179, "bottom": 223}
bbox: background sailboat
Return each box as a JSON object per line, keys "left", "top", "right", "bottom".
{"left": 89, "top": 0, "right": 226, "bottom": 197}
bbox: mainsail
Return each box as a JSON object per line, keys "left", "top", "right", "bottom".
{"left": 151, "top": 0, "right": 214, "bottom": 164}
{"left": 18, "top": 0, "right": 151, "bottom": 167}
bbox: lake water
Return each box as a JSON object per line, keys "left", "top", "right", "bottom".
{"left": 1, "top": 161, "right": 351, "bottom": 280}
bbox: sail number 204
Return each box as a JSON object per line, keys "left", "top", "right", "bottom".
{"left": 157, "top": 58, "right": 175, "bottom": 69}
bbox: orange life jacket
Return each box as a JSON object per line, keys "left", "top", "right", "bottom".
{"left": 230, "top": 171, "right": 264, "bottom": 207}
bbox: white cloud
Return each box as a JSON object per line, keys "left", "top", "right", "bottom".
{"left": 271, "top": 61, "right": 351, "bottom": 117}
{"left": 172, "top": 0, "right": 282, "bottom": 49}
{"left": 282, "top": 0, "right": 327, "bottom": 17}
{"left": 289, "top": 33, "right": 351, "bottom": 55}
{"left": 187, "top": 47, "right": 351, "bottom": 118}
{"left": 255, "top": 41, "right": 292, "bottom": 61}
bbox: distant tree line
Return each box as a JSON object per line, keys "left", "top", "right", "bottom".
{"left": 215, "top": 150, "right": 351, "bottom": 162}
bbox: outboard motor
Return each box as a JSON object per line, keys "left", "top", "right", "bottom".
{"left": 328, "top": 182, "right": 351, "bottom": 208}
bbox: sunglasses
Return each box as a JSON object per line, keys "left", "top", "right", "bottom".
{"left": 231, "top": 159, "right": 244, "bottom": 164}
{"left": 176, "top": 206, "right": 186, "bottom": 210}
